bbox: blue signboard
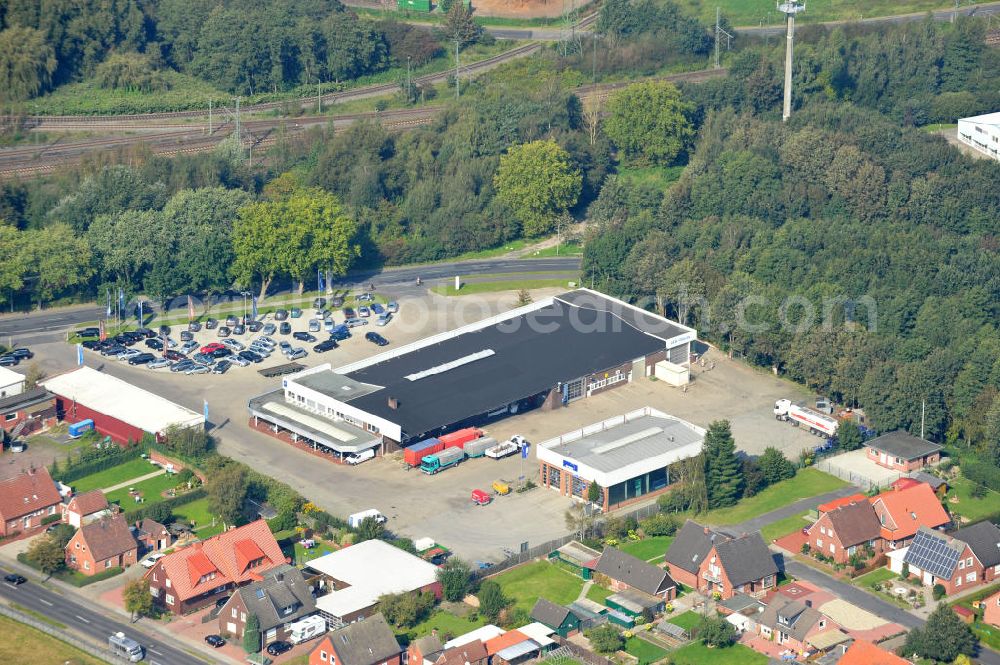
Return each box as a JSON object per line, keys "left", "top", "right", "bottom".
{"left": 562, "top": 460, "right": 578, "bottom": 472}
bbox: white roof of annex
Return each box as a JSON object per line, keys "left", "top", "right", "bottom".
{"left": 537, "top": 407, "right": 705, "bottom": 487}
{"left": 309, "top": 539, "right": 440, "bottom": 618}
{"left": 41, "top": 367, "right": 203, "bottom": 434}
{"left": 959, "top": 111, "right": 1000, "bottom": 126}
{"left": 443, "top": 624, "right": 506, "bottom": 649}
{"left": 0, "top": 366, "right": 25, "bottom": 391}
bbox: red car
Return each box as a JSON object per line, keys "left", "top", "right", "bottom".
{"left": 471, "top": 489, "right": 492, "bottom": 506}
{"left": 200, "top": 343, "right": 225, "bottom": 354}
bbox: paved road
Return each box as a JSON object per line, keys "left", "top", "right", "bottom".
{"left": 0, "top": 256, "right": 582, "bottom": 341}
{"left": 713, "top": 486, "right": 860, "bottom": 537}
{"left": 0, "top": 565, "right": 205, "bottom": 665}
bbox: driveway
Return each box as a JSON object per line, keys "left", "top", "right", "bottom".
{"left": 815, "top": 449, "right": 902, "bottom": 489}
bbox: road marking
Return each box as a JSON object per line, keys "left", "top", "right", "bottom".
{"left": 74, "top": 615, "right": 90, "bottom": 624}
{"left": 148, "top": 648, "right": 163, "bottom": 655}
{"left": 38, "top": 598, "right": 53, "bottom": 606}
{"left": 2, "top": 583, "right": 17, "bottom": 589}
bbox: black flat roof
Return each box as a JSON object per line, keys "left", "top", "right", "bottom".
{"left": 339, "top": 292, "right": 684, "bottom": 440}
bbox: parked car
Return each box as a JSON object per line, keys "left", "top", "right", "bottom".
{"left": 164, "top": 350, "right": 186, "bottom": 361}
{"left": 293, "top": 332, "right": 316, "bottom": 343}
{"left": 158, "top": 325, "right": 171, "bottom": 336}
{"left": 221, "top": 339, "right": 244, "bottom": 352}
{"left": 471, "top": 489, "right": 492, "bottom": 506}
{"left": 99, "top": 345, "right": 125, "bottom": 357}
{"left": 137, "top": 327, "right": 157, "bottom": 338}
{"left": 232, "top": 324, "right": 245, "bottom": 336}
{"left": 267, "top": 641, "right": 292, "bottom": 657}
{"left": 128, "top": 353, "right": 156, "bottom": 365}
{"left": 82, "top": 340, "right": 102, "bottom": 350}
{"left": 214, "top": 596, "right": 230, "bottom": 609}
{"left": 210, "top": 347, "right": 232, "bottom": 359}
{"left": 345, "top": 317, "right": 367, "bottom": 328}
{"left": 217, "top": 326, "right": 231, "bottom": 337}
{"left": 357, "top": 292, "right": 374, "bottom": 302}
{"left": 375, "top": 313, "right": 392, "bottom": 327}
{"left": 201, "top": 343, "right": 225, "bottom": 353}
{"left": 247, "top": 320, "right": 263, "bottom": 333}
{"left": 170, "top": 360, "right": 196, "bottom": 373}
{"left": 330, "top": 295, "right": 345, "bottom": 308}
{"left": 229, "top": 355, "right": 250, "bottom": 367}
{"left": 3, "top": 573, "right": 27, "bottom": 585}
{"left": 343, "top": 307, "right": 356, "bottom": 319}
{"left": 205, "top": 318, "right": 218, "bottom": 329}
{"left": 186, "top": 364, "right": 210, "bottom": 375}
{"left": 147, "top": 358, "right": 172, "bottom": 369}
{"left": 279, "top": 322, "right": 291, "bottom": 335}
{"left": 77, "top": 327, "right": 100, "bottom": 338}
{"left": 205, "top": 635, "right": 226, "bottom": 648}
{"left": 365, "top": 332, "right": 389, "bottom": 346}
{"left": 255, "top": 336, "right": 277, "bottom": 348}
{"left": 188, "top": 322, "right": 202, "bottom": 332}
{"left": 225, "top": 315, "right": 238, "bottom": 326}
{"left": 313, "top": 339, "right": 337, "bottom": 353}
{"left": 279, "top": 341, "right": 293, "bottom": 353}
{"left": 141, "top": 552, "right": 165, "bottom": 568}
{"left": 329, "top": 325, "right": 351, "bottom": 341}
{"left": 9, "top": 348, "right": 33, "bottom": 360}
{"left": 192, "top": 352, "right": 215, "bottom": 365}
{"left": 180, "top": 330, "right": 194, "bottom": 342}
{"left": 274, "top": 309, "right": 289, "bottom": 321}
{"left": 180, "top": 340, "right": 198, "bottom": 355}
{"left": 117, "top": 349, "right": 141, "bottom": 361}
{"left": 313, "top": 297, "right": 326, "bottom": 309}
{"left": 212, "top": 360, "right": 232, "bottom": 374}
{"left": 290, "top": 308, "right": 302, "bottom": 318}
{"left": 248, "top": 344, "right": 271, "bottom": 356}
{"left": 358, "top": 306, "right": 371, "bottom": 318}
{"left": 145, "top": 338, "right": 164, "bottom": 350}
{"left": 371, "top": 303, "right": 385, "bottom": 316}
{"left": 308, "top": 319, "right": 321, "bottom": 332}
{"left": 287, "top": 348, "right": 307, "bottom": 360}
{"left": 238, "top": 350, "right": 263, "bottom": 364}
{"left": 263, "top": 323, "right": 277, "bottom": 335}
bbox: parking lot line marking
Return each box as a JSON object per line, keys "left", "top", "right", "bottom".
{"left": 74, "top": 615, "right": 91, "bottom": 624}
{"left": 38, "top": 598, "right": 53, "bottom": 606}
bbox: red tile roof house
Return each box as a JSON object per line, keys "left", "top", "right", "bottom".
{"left": 983, "top": 589, "right": 1000, "bottom": 628}
{"left": 0, "top": 467, "right": 62, "bottom": 537}
{"left": 865, "top": 431, "right": 941, "bottom": 472}
{"left": 65, "top": 514, "right": 138, "bottom": 576}
{"left": 143, "top": 520, "right": 286, "bottom": 614}
{"left": 891, "top": 521, "right": 1000, "bottom": 595}
{"left": 755, "top": 593, "right": 841, "bottom": 657}
{"left": 665, "top": 521, "right": 778, "bottom": 600}
{"left": 62, "top": 489, "right": 110, "bottom": 528}
{"left": 309, "top": 614, "right": 402, "bottom": 665}
{"left": 838, "top": 639, "right": 913, "bottom": 665}
{"left": 805, "top": 500, "right": 883, "bottom": 564}
{"left": 870, "top": 482, "right": 951, "bottom": 550}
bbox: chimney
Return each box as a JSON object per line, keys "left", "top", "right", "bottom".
{"left": 805, "top": 599, "right": 812, "bottom": 608}
{"left": 388, "top": 397, "right": 399, "bottom": 410}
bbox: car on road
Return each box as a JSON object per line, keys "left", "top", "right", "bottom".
{"left": 279, "top": 322, "right": 291, "bottom": 335}
{"left": 205, "top": 635, "right": 226, "bottom": 648}
{"left": 313, "top": 297, "right": 326, "bottom": 309}
{"left": 308, "top": 319, "right": 321, "bottom": 332}
{"left": 164, "top": 350, "right": 186, "bottom": 361}
{"left": 205, "top": 318, "right": 218, "bottom": 329}
{"left": 263, "top": 323, "right": 277, "bottom": 335}
{"left": 170, "top": 360, "right": 196, "bottom": 373}
{"left": 286, "top": 348, "right": 307, "bottom": 360}
{"left": 186, "top": 364, "right": 210, "bottom": 375}
{"left": 128, "top": 353, "right": 156, "bottom": 365}
{"left": 376, "top": 313, "right": 392, "bottom": 326}
{"left": 292, "top": 332, "right": 316, "bottom": 342}
{"left": 188, "top": 322, "right": 202, "bottom": 332}
{"left": 290, "top": 308, "right": 302, "bottom": 318}
{"left": 371, "top": 303, "right": 385, "bottom": 316}
{"left": 212, "top": 360, "right": 231, "bottom": 374}
{"left": 217, "top": 326, "right": 231, "bottom": 338}
{"left": 274, "top": 309, "right": 289, "bottom": 321}
{"left": 3, "top": 573, "right": 27, "bottom": 585}
{"left": 0, "top": 355, "right": 19, "bottom": 366}
{"left": 145, "top": 338, "right": 164, "bottom": 350}
{"left": 365, "top": 332, "right": 389, "bottom": 346}
{"left": 141, "top": 552, "right": 165, "bottom": 568}
{"left": 147, "top": 358, "right": 172, "bottom": 370}
{"left": 313, "top": 339, "right": 337, "bottom": 353}
{"left": 266, "top": 641, "right": 292, "bottom": 657}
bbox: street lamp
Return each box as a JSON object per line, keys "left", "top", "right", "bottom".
{"left": 241, "top": 291, "right": 251, "bottom": 323}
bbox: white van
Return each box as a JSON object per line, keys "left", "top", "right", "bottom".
{"left": 344, "top": 449, "right": 375, "bottom": 465}
{"left": 288, "top": 615, "right": 327, "bottom": 644}
{"left": 108, "top": 632, "right": 144, "bottom": 662}
{"left": 347, "top": 509, "right": 386, "bottom": 529}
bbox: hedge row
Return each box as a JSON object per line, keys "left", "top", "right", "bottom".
{"left": 58, "top": 445, "right": 144, "bottom": 483}
{"left": 122, "top": 487, "right": 207, "bottom": 524}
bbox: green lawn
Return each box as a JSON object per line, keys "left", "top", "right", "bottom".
{"left": 666, "top": 610, "right": 702, "bottom": 633}
{"left": 433, "top": 278, "right": 575, "bottom": 296}
{"left": 293, "top": 540, "right": 337, "bottom": 566}
{"left": 494, "top": 561, "right": 585, "bottom": 612}
{"left": 681, "top": 0, "right": 961, "bottom": 27}
{"left": 68, "top": 458, "right": 160, "bottom": 493}
{"left": 946, "top": 476, "right": 1000, "bottom": 523}
{"left": 0, "top": 614, "right": 104, "bottom": 665}
{"left": 624, "top": 636, "right": 669, "bottom": 665}
{"left": 105, "top": 471, "right": 175, "bottom": 507}
{"left": 526, "top": 240, "right": 584, "bottom": 258}
{"left": 854, "top": 568, "right": 898, "bottom": 588}
{"left": 617, "top": 165, "right": 685, "bottom": 190}
{"left": 704, "top": 469, "right": 848, "bottom": 526}
{"left": 620, "top": 536, "right": 674, "bottom": 562}
{"left": 172, "top": 497, "right": 224, "bottom": 537}
{"left": 405, "top": 608, "right": 486, "bottom": 641}
{"left": 760, "top": 512, "right": 812, "bottom": 542}
{"left": 669, "top": 641, "right": 767, "bottom": 665}
{"left": 974, "top": 622, "right": 1000, "bottom": 652}
{"left": 586, "top": 583, "right": 613, "bottom": 604}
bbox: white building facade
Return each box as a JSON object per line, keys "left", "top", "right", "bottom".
{"left": 957, "top": 112, "right": 1000, "bottom": 161}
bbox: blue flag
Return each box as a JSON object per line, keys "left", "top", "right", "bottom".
{"left": 137, "top": 300, "right": 143, "bottom": 324}
{"left": 76, "top": 343, "right": 83, "bottom": 366}
{"left": 203, "top": 399, "right": 209, "bottom": 423}
{"left": 521, "top": 442, "right": 530, "bottom": 459}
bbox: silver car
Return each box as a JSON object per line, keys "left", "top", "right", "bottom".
{"left": 117, "top": 349, "right": 141, "bottom": 361}
{"left": 222, "top": 338, "right": 244, "bottom": 352}
{"left": 286, "top": 348, "right": 307, "bottom": 360}
{"left": 147, "top": 358, "right": 172, "bottom": 369}
{"left": 185, "top": 363, "right": 211, "bottom": 375}
{"left": 229, "top": 355, "right": 251, "bottom": 367}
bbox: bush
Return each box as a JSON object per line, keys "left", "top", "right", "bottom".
{"left": 586, "top": 624, "right": 624, "bottom": 654}
{"left": 962, "top": 460, "right": 1000, "bottom": 492}
{"left": 58, "top": 444, "right": 144, "bottom": 483}
{"left": 657, "top": 487, "right": 692, "bottom": 513}
{"left": 41, "top": 513, "right": 61, "bottom": 525}
{"left": 696, "top": 614, "right": 737, "bottom": 647}
{"left": 640, "top": 512, "right": 679, "bottom": 537}
{"left": 267, "top": 511, "right": 297, "bottom": 533}
{"left": 932, "top": 583, "right": 947, "bottom": 600}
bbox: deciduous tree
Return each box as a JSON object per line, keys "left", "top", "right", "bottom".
{"left": 437, "top": 559, "right": 472, "bottom": 602}
{"left": 494, "top": 140, "right": 581, "bottom": 237}
{"left": 207, "top": 465, "right": 247, "bottom": 527}
{"left": 604, "top": 81, "right": 694, "bottom": 166}
{"left": 477, "top": 579, "right": 510, "bottom": 622}
{"left": 26, "top": 535, "right": 65, "bottom": 578}
{"left": 0, "top": 27, "right": 57, "bottom": 103}
{"left": 123, "top": 578, "right": 154, "bottom": 621}
{"left": 758, "top": 447, "right": 796, "bottom": 486}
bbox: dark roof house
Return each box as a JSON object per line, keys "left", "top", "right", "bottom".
{"left": 436, "top": 641, "right": 489, "bottom": 665}
{"left": 867, "top": 431, "right": 941, "bottom": 461}
{"left": 824, "top": 500, "right": 882, "bottom": 547}
{"left": 665, "top": 520, "right": 728, "bottom": 574}
{"left": 758, "top": 595, "right": 824, "bottom": 645}
{"left": 75, "top": 514, "right": 138, "bottom": 561}
{"left": 229, "top": 564, "right": 315, "bottom": 633}
{"left": 531, "top": 598, "right": 581, "bottom": 637}
{"left": 596, "top": 547, "right": 676, "bottom": 597}
{"left": 713, "top": 533, "right": 779, "bottom": 587}
{"left": 910, "top": 472, "right": 948, "bottom": 492}
{"left": 310, "top": 613, "right": 402, "bottom": 665}
{"left": 953, "top": 521, "right": 1000, "bottom": 569}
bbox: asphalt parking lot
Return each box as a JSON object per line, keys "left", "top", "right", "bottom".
{"left": 19, "top": 286, "right": 819, "bottom": 562}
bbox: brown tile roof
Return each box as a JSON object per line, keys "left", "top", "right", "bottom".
{"left": 137, "top": 518, "right": 169, "bottom": 539}
{"left": 0, "top": 468, "right": 61, "bottom": 521}
{"left": 146, "top": 520, "right": 284, "bottom": 602}
{"left": 436, "top": 640, "right": 488, "bottom": 665}
{"left": 76, "top": 515, "right": 137, "bottom": 561}
{"left": 67, "top": 490, "right": 109, "bottom": 516}
{"left": 825, "top": 501, "right": 882, "bottom": 548}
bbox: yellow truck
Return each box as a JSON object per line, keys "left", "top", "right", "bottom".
{"left": 492, "top": 480, "right": 511, "bottom": 496}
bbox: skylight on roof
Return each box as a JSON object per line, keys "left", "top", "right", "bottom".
{"left": 592, "top": 427, "right": 664, "bottom": 455}
{"left": 404, "top": 349, "right": 495, "bottom": 381}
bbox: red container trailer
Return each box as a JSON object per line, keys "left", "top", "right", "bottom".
{"left": 403, "top": 437, "right": 443, "bottom": 467}
{"left": 439, "top": 427, "right": 483, "bottom": 450}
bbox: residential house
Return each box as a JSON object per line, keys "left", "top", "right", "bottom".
{"left": 407, "top": 634, "right": 444, "bottom": 665}
{"left": 837, "top": 639, "right": 912, "bottom": 665}
{"left": 870, "top": 482, "right": 950, "bottom": 549}
{"left": 62, "top": 490, "right": 109, "bottom": 528}
{"left": 806, "top": 500, "right": 883, "bottom": 564}
{"left": 133, "top": 518, "right": 171, "bottom": 553}
{"left": 595, "top": 547, "right": 676, "bottom": 600}
{"left": 816, "top": 494, "right": 868, "bottom": 516}
{"left": 530, "top": 598, "right": 581, "bottom": 637}
{"left": 983, "top": 589, "right": 1000, "bottom": 628}
{"left": 435, "top": 641, "right": 489, "bottom": 665}
{"left": 894, "top": 527, "right": 982, "bottom": 594}
{"left": 0, "top": 467, "right": 62, "bottom": 537}
{"left": 0, "top": 387, "right": 57, "bottom": 436}
{"left": 309, "top": 614, "right": 402, "bottom": 665}
{"left": 865, "top": 431, "right": 941, "bottom": 472}
{"left": 65, "top": 514, "right": 138, "bottom": 575}
{"left": 664, "top": 520, "right": 728, "bottom": 590}
{"left": 701, "top": 532, "right": 779, "bottom": 600}
{"left": 952, "top": 521, "right": 1000, "bottom": 585}
{"left": 144, "top": 520, "right": 286, "bottom": 614}
{"left": 756, "top": 594, "right": 837, "bottom": 656}
{"left": 891, "top": 472, "right": 948, "bottom": 498}
{"left": 484, "top": 630, "right": 542, "bottom": 665}
{"left": 219, "top": 564, "right": 316, "bottom": 644}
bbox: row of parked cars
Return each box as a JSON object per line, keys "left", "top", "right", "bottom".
{"left": 0, "top": 347, "right": 33, "bottom": 367}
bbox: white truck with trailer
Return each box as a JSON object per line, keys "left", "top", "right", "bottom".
{"left": 773, "top": 399, "right": 839, "bottom": 438}
{"left": 288, "top": 615, "right": 327, "bottom": 644}
{"left": 108, "top": 632, "right": 144, "bottom": 662}
{"left": 347, "top": 508, "right": 386, "bottom": 528}
{"left": 485, "top": 435, "right": 528, "bottom": 460}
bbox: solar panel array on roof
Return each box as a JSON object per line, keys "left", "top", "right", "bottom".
{"left": 905, "top": 529, "right": 961, "bottom": 579}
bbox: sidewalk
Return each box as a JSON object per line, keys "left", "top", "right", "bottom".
{"left": 102, "top": 468, "right": 165, "bottom": 493}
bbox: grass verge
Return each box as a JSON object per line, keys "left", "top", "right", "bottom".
{"left": 434, "top": 278, "right": 575, "bottom": 296}
{"left": 760, "top": 512, "right": 811, "bottom": 542}
{"left": 703, "top": 469, "right": 848, "bottom": 525}
{"left": 0, "top": 614, "right": 104, "bottom": 665}
{"left": 494, "top": 560, "right": 584, "bottom": 612}
{"left": 9, "top": 603, "right": 66, "bottom": 629}
{"left": 687, "top": 0, "right": 961, "bottom": 27}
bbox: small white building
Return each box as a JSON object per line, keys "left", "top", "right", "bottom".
{"left": 957, "top": 112, "right": 1000, "bottom": 161}
{"left": 0, "top": 366, "right": 25, "bottom": 399}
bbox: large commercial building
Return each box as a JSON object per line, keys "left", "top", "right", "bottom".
{"left": 536, "top": 407, "right": 705, "bottom": 511}
{"left": 250, "top": 289, "right": 696, "bottom": 450}
{"left": 42, "top": 367, "right": 203, "bottom": 444}
{"left": 957, "top": 112, "right": 1000, "bottom": 161}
